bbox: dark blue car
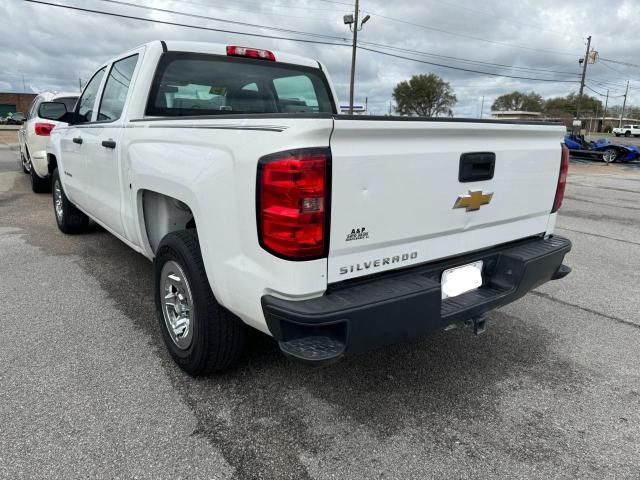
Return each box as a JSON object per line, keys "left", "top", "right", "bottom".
{"left": 564, "top": 134, "right": 640, "bottom": 163}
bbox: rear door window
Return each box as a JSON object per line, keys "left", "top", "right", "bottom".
{"left": 146, "top": 52, "right": 335, "bottom": 116}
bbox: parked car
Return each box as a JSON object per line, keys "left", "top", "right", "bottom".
{"left": 40, "top": 41, "right": 572, "bottom": 375}
{"left": 564, "top": 133, "right": 640, "bottom": 163}
{"left": 5, "top": 112, "right": 25, "bottom": 125}
{"left": 18, "top": 91, "right": 78, "bottom": 192}
{"left": 612, "top": 125, "right": 640, "bottom": 137}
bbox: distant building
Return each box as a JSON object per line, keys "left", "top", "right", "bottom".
{"left": 577, "top": 116, "right": 640, "bottom": 133}
{"left": 0, "top": 92, "right": 37, "bottom": 117}
{"left": 490, "top": 110, "right": 543, "bottom": 121}
{"left": 339, "top": 104, "right": 367, "bottom": 115}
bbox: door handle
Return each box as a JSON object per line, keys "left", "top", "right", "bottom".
{"left": 101, "top": 139, "right": 116, "bottom": 149}
{"left": 72, "top": 137, "right": 83, "bottom": 144}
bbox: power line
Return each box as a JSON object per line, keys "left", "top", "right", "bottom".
{"left": 108, "top": 0, "right": 581, "bottom": 78}
{"left": 417, "top": 0, "right": 585, "bottom": 40}
{"left": 23, "top": 0, "right": 350, "bottom": 47}
{"left": 600, "top": 57, "right": 640, "bottom": 69}
{"left": 21, "top": 0, "right": 586, "bottom": 85}
{"left": 313, "top": 0, "right": 354, "bottom": 6}
{"left": 356, "top": 46, "right": 580, "bottom": 83}
{"left": 164, "top": 0, "right": 336, "bottom": 21}
{"left": 106, "top": 0, "right": 583, "bottom": 78}
{"left": 96, "top": 0, "right": 349, "bottom": 42}
{"left": 359, "top": 12, "right": 581, "bottom": 58}
{"left": 358, "top": 41, "right": 581, "bottom": 77}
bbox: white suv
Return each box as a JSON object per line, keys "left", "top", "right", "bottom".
{"left": 19, "top": 91, "right": 78, "bottom": 192}
{"left": 612, "top": 124, "right": 640, "bottom": 138}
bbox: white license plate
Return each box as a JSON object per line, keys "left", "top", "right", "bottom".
{"left": 441, "top": 261, "right": 483, "bottom": 299}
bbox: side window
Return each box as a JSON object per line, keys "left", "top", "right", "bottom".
{"left": 273, "top": 75, "right": 321, "bottom": 113}
{"left": 75, "top": 67, "right": 106, "bottom": 124}
{"left": 98, "top": 54, "right": 138, "bottom": 122}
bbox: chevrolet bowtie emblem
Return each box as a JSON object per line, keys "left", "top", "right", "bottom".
{"left": 453, "top": 190, "right": 493, "bottom": 211}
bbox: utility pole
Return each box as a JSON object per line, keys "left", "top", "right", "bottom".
{"left": 576, "top": 35, "right": 592, "bottom": 119}
{"left": 601, "top": 89, "right": 609, "bottom": 132}
{"left": 480, "top": 96, "right": 485, "bottom": 119}
{"left": 78, "top": 77, "right": 83, "bottom": 92}
{"left": 344, "top": 1, "right": 370, "bottom": 115}
{"left": 620, "top": 80, "right": 629, "bottom": 128}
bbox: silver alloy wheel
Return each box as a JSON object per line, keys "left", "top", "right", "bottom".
{"left": 160, "top": 260, "right": 194, "bottom": 350}
{"left": 603, "top": 149, "right": 617, "bottom": 163}
{"left": 54, "top": 179, "right": 64, "bottom": 221}
{"left": 22, "top": 153, "right": 31, "bottom": 173}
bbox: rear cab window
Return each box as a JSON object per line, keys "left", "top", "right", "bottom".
{"left": 146, "top": 52, "right": 335, "bottom": 117}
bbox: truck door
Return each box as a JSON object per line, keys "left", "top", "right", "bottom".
{"left": 58, "top": 67, "right": 106, "bottom": 206}
{"left": 80, "top": 53, "right": 140, "bottom": 239}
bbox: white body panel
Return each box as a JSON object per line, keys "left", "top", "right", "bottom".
{"left": 47, "top": 40, "right": 564, "bottom": 336}
{"left": 327, "top": 120, "right": 565, "bottom": 282}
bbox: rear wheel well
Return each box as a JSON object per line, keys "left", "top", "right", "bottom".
{"left": 47, "top": 153, "right": 57, "bottom": 176}
{"left": 141, "top": 190, "right": 195, "bottom": 254}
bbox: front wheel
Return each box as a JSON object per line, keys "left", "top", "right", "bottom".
{"left": 602, "top": 148, "right": 618, "bottom": 163}
{"left": 154, "top": 230, "right": 245, "bottom": 375}
{"left": 625, "top": 131, "right": 631, "bottom": 137}
{"left": 615, "top": 133, "right": 621, "bottom": 137}
{"left": 52, "top": 168, "right": 89, "bottom": 233}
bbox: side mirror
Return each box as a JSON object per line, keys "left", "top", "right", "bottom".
{"left": 38, "top": 102, "right": 68, "bottom": 121}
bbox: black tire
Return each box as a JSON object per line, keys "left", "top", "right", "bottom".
{"left": 615, "top": 133, "right": 621, "bottom": 137}
{"left": 625, "top": 131, "right": 631, "bottom": 137}
{"left": 31, "top": 166, "right": 50, "bottom": 193}
{"left": 154, "top": 230, "right": 245, "bottom": 375}
{"left": 51, "top": 168, "right": 89, "bottom": 234}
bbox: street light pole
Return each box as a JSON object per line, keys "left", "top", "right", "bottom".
{"left": 348, "top": 0, "right": 359, "bottom": 115}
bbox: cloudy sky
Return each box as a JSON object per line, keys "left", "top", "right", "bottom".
{"left": 2, "top": 0, "right": 640, "bottom": 116}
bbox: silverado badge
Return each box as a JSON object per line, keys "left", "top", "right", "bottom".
{"left": 453, "top": 190, "right": 493, "bottom": 212}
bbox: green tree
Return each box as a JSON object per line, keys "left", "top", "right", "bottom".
{"left": 392, "top": 74, "right": 457, "bottom": 117}
{"left": 544, "top": 93, "right": 603, "bottom": 117}
{"left": 491, "top": 91, "right": 544, "bottom": 112}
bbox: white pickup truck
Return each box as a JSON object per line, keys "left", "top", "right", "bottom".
{"left": 41, "top": 41, "right": 571, "bottom": 375}
{"left": 612, "top": 124, "right": 640, "bottom": 137}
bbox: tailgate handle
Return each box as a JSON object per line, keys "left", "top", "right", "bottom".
{"left": 459, "top": 152, "right": 495, "bottom": 182}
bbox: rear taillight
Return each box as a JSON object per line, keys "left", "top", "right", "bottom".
{"left": 552, "top": 144, "right": 570, "bottom": 213}
{"left": 227, "top": 45, "right": 276, "bottom": 61}
{"left": 257, "top": 148, "right": 330, "bottom": 260}
{"left": 35, "top": 122, "right": 55, "bottom": 136}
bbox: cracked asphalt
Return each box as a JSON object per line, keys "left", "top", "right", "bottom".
{"left": 1, "top": 145, "right": 639, "bottom": 479}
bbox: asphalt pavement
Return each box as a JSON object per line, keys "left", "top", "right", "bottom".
{"left": 1, "top": 145, "right": 639, "bottom": 479}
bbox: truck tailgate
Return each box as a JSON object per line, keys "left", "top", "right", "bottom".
{"left": 327, "top": 118, "right": 566, "bottom": 283}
